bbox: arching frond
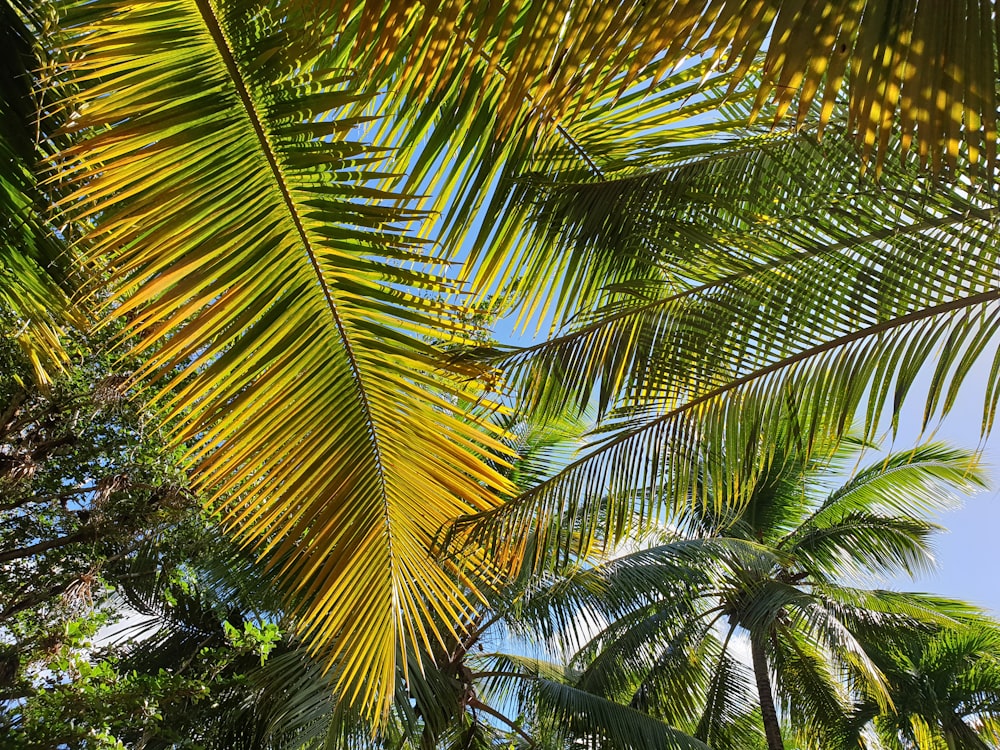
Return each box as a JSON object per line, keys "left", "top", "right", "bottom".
{"left": 54, "top": 0, "right": 513, "bottom": 717}
{"left": 532, "top": 679, "right": 713, "bottom": 750}
{"left": 805, "top": 443, "right": 986, "bottom": 522}
{"left": 789, "top": 512, "right": 943, "bottom": 580}
{"left": 453, "top": 103, "right": 1000, "bottom": 557}
{"left": 768, "top": 626, "right": 855, "bottom": 750}
{"left": 695, "top": 646, "right": 764, "bottom": 750}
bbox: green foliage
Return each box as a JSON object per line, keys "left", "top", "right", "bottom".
{"left": 544, "top": 425, "right": 990, "bottom": 750}
{"left": 0, "top": 323, "right": 291, "bottom": 748}
{"left": 6, "top": 0, "right": 1000, "bottom": 739}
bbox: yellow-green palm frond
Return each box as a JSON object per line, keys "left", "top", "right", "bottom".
{"left": 0, "top": 0, "right": 80, "bottom": 383}
{"left": 54, "top": 0, "right": 513, "bottom": 717}
{"left": 334, "top": 1, "right": 997, "bottom": 182}
{"left": 320, "top": 6, "right": 761, "bottom": 300}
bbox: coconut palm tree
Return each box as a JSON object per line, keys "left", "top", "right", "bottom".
{"left": 853, "top": 618, "right": 1000, "bottom": 749}
{"left": 544, "top": 431, "right": 988, "bottom": 750}
{"left": 9, "top": 0, "right": 1000, "bottom": 718}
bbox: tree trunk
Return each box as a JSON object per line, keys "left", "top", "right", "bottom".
{"left": 751, "top": 634, "right": 785, "bottom": 750}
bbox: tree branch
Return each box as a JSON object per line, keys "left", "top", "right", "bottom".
{"left": 0, "top": 525, "right": 97, "bottom": 564}
{"left": 468, "top": 697, "right": 534, "bottom": 747}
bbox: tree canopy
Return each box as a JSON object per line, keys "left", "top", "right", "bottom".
{"left": 4, "top": 0, "right": 1000, "bottom": 731}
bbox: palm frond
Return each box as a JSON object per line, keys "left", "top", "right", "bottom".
{"left": 453, "top": 101, "right": 1000, "bottom": 560}
{"left": 768, "top": 627, "right": 855, "bottom": 750}
{"left": 338, "top": 1, "right": 997, "bottom": 184}
{"left": 0, "top": 0, "right": 79, "bottom": 381}
{"left": 694, "top": 644, "right": 764, "bottom": 750}
{"left": 493, "top": 116, "right": 1000, "bottom": 416}
{"left": 805, "top": 443, "right": 986, "bottom": 522}
{"left": 793, "top": 512, "right": 945, "bottom": 580}
{"left": 532, "top": 678, "right": 713, "bottom": 750}
{"left": 54, "top": 0, "right": 513, "bottom": 716}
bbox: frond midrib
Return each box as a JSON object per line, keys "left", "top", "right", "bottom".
{"left": 192, "top": 0, "right": 398, "bottom": 578}
{"left": 507, "top": 186, "right": 1000, "bottom": 367}
{"left": 474, "top": 287, "right": 1000, "bottom": 528}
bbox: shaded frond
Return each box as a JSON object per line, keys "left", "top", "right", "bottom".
{"left": 337, "top": 1, "right": 998, "bottom": 181}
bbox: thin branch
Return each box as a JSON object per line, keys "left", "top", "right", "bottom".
{"left": 468, "top": 697, "right": 535, "bottom": 747}
{"left": 0, "top": 525, "right": 97, "bottom": 564}
{"left": 0, "top": 485, "right": 99, "bottom": 512}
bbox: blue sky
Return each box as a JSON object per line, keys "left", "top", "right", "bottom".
{"left": 877, "top": 355, "right": 1000, "bottom": 615}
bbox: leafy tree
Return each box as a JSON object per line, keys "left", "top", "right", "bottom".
{"left": 0, "top": 326, "right": 189, "bottom": 663}
{"left": 0, "top": 321, "right": 290, "bottom": 748}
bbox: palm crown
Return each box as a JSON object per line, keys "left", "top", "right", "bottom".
{"left": 557, "top": 432, "right": 987, "bottom": 750}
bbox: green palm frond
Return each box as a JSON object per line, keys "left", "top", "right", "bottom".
{"left": 768, "top": 627, "right": 855, "bottom": 750}
{"left": 695, "top": 645, "right": 764, "bottom": 750}
{"left": 813, "top": 587, "right": 978, "bottom": 637}
{"left": 784, "top": 443, "right": 986, "bottom": 578}
{"left": 789, "top": 512, "right": 943, "bottom": 579}
{"left": 54, "top": 0, "right": 514, "bottom": 716}
{"left": 492, "top": 117, "right": 1000, "bottom": 417}
{"left": 471, "top": 651, "right": 579, "bottom": 703}
{"left": 452, "top": 387, "right": 835, "bottom": 565}
{"left": 861, "top": 618, "right": 1000, "bottom": 750}
{"left": 574, "top": 606, "right": 713, "bottom": 706}
{"left": 532, "top": 679, "right": 713, "bottom": 750}
{"left": 0, "top": 0, "right": 79, "bottom": 381}
{"left": 806, "top": 443, "right": 986, "bottom": 521}
{"left": 453, "top": 100, "right": 999, "bottom": 554}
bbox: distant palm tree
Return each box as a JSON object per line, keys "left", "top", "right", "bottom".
{"left": 550, "top": 435, "right": 986, "bottom": 750}
{"left": 852, "top": 619, "right": 1000, "bottom": 749}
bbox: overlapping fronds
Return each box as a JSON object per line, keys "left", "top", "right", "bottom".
{"left": 499, "top": 119, "right": 1000, "bottom": 418}
{"left": 864, "top": 618, "right": 1000, "bottom": 749}
{"left": 531, "top": 679, "right": 714, "bottom": 750}
{"left": 343, "top": 42, "right": 751, "bottom": 306}
{"left": 0, "top": 0, "right": 79, "bottom": 381}
{"left": 549, "top": 438, "right": 986, "bottom": 750}
{"left": 54, "top": 0, "right": 514, "bottom": 717}
{"left": 333, "top": 0, "right": 999, "bottom": 178}
{"left": 452, "top": 97, "right": 1000, "bottom": 559}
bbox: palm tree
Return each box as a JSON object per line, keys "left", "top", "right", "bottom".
{"left": 853, "top": 618, "right": 1000, "bottom": 749}
{"left": 9, "top": 0, "right": 1000, "bottom": 717}
{"left": 546, "top": 430, "right": 987, "bottom": 750}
